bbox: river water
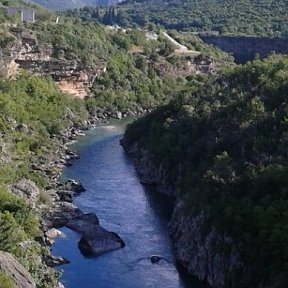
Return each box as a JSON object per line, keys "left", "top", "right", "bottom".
{"left": 53, "top": 122, "right": 206, "bottom": 288}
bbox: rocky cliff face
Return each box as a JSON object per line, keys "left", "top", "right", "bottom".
{"left": 170, "top": 201, "right": 244, "bottom": 288}
{"left": 0, "top": 28, "right": 106, "bottom": 98}
{"left": 0, "top": 251, "right": 36, "bottom": 288}
{"left": 122, "top": 139, "right": 245, "bottom": 287}
{"left": 200, "top": 35, "right": 288, "bottom": 64}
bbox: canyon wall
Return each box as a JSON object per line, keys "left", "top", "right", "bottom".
{"left": 200, "top": 35, "right": 288, "bottom": 63}
{"left": 0, "top": 28, "right": 106, "bottom": 98}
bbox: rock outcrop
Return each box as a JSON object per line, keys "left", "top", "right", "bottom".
{"left": 44, "top": 228, "right": 63, "bottom": 245}
{"left": 43, "top": 255, "right": 70, "bottom": 267}
{"left": 78, "top": 225, "right": 125, "bottom": 256}
{"left": 63, "top": 179, "right": 86, "bottom": 194}
{"left": 9, "top": 179, "right": 40, "bottom": 207}
{"left": 0, "top": 251, "right": 36, "bottom": 288}
{"left": 0, "top": 28, "right": 106, "bottom": 98}
{"left": 45, "top": 201, "right": 84, "bottom": 229}
{"left": 169, "top": 201, "right": 244, "bottom": 288}
{"left": 66, "top": 213, "right": 125, "bottom": 256}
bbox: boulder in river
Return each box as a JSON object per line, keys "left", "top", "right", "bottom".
{"left": 151, "top": 255, "right": 163, "bottom": 264}
{"left": 78, "top": 225, "right": 125, "bottom": 256}
{"left": 66, "top": 213, "right": 99, "bottom": 233}
{"left": 65, "top": 213, "right": 124, "bottom": 256}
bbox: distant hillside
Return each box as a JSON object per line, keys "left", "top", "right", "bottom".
{"left": 24, "top": 0, "right": 119, "bottom": 10}
{"left": 115, "top": 0, "right": 288, "bottom": 37}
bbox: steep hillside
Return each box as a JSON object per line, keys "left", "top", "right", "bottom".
{"left": 0, "top": 8, "right": 233, "bottom": 113}
{"left": 0, "top": 73, "right": 87, "bottom": 287}
{"left": 123, "top": 55, "right": 288, "bottom": 287}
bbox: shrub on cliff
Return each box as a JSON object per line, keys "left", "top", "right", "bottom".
{"left": 0, "top": 272, "right": 14, "bottom": 288}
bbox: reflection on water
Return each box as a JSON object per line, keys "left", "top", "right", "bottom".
{"left": 53, "top": 123, "right": 207, "bottom": 288}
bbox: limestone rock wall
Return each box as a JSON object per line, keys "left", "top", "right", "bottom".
{"left": 0, "top": 251, "right": 36, "bottom": 288}
{"left": 170, "top": 201, "right": 245, "bottom": 288}
{"left": 200, "top": 35, "right": 288, "bottom": 64}
{"left": 0, "top": 29, "right": 106, "bottom": 98}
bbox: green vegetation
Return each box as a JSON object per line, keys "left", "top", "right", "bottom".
{"left": 124, "top": 55, "right": 288, "bottom": 287}
{"left": 22, "top": 15, "right": 230, "bottom": 113}
{"left": 0, "top": 0, "right": 233, "bottom": 114}
{"left": 0, "top": 0, "right": 287, "bottom": 285}
{"left": 0, "top": 272, "right": 15, "bottom": 288}
{"left": 0, "top": 9, "right": 233, "bottom": 286}
{"left": 68, "top": 0, "right": 288, "bottom": 37}
{"left": 0, "top": 73, "right": 87, "bottom": 287}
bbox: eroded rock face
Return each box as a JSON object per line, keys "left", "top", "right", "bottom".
{"left": 0, "top": 29, "right": 106, "bottom": 98}
{"left": 9, "top": 179, "right": 40, "bottom": 207}
{"left": 200, "top": 35, "right": 288, "bottom": 64}
{"left": 0, "top": 251, "right": 36, "bottom": 288}
{"left": 169, "top": 201, "right": 244, "bottom": 288}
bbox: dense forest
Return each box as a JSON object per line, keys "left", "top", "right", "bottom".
{"left": 66, "top": 0, "right": 288, "bottom": 37}
{"left": 124, "top": 55, "right": 288, "bottom": 287}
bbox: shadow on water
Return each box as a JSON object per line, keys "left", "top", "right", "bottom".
{"left": 142, "top": 184, "right": 175, "bottom": 222}
{"left": 142, "top": 184, "right": 209, "bottom": 288}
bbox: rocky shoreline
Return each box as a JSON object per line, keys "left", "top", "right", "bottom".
{"left": 1, "top": 115, "right": 128, "bottom": 288}
{"left": 120, "top": 139, "right": 244, "bottom": 288}
{"left": 39, "top": 119, "right": 126, "bottom": 282}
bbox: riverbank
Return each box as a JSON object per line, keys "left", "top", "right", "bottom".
{"left": 34, "top": 118, "right": 132, "bottom": 284}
